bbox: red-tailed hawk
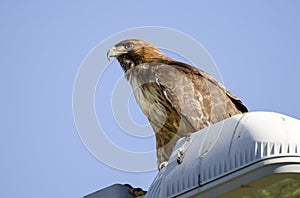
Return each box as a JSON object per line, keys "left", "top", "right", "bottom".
{"left": 107, "top": 39, "right": 248, "bottom": 169}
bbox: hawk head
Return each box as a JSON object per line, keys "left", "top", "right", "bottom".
{"left": 107, "top": 39, "right": 169, "bottom": 72}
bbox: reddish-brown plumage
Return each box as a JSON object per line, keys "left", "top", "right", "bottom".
{"left": 107, "top": 39, "right": 248, "bottom": 169}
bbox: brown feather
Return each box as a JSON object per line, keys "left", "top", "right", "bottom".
{"left": 110, "top": 39, "right": 248, "bottom": 168}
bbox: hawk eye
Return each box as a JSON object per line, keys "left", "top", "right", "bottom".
{"left": 124, "top": 43, "right": 134, "bottom": 49}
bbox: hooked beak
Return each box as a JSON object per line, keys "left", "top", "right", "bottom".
{"left": 107, "top": 46, "right": 125, "bottom": 61}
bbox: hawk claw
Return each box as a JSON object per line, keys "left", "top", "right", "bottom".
{"left": 177, "top": 149, "right": 184, "bottom": 164}
{"left": 177, "top": 133, "right": 192, "bottom": 164}
{"left": 158, "top": 161, "right": 168, "bottom": 170}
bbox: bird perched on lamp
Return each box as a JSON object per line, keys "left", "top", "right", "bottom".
{"left": 107, "top": 39, "right": 248, "bottom": 170}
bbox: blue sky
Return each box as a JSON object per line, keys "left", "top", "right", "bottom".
{"left": 1, "top": 1, "right": 300, "bottom": 197}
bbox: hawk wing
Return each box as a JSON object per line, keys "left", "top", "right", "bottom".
{"left": 154, "top": 61, "right": 247, "bottom": 132}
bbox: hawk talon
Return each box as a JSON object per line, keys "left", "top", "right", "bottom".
{"left": 159, "top": 161, "right": 168, "bottom": 170}
{"left": 177, "top": 150, "right": 184, "bottom": 164}
{"left": 177, "top": 133, "right": 192, "bottom": 164}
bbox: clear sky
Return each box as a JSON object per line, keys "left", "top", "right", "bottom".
{"left": 1, "top": 1, "right": 300, "bottom": 197}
